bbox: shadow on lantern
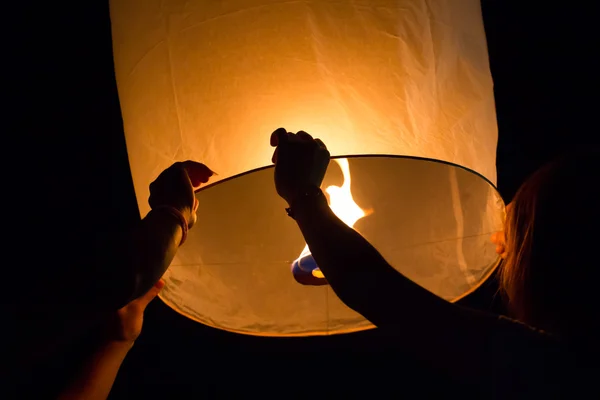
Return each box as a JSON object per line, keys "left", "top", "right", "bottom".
{"left": 161, "top": 155, "right": 505, "bottom": 337}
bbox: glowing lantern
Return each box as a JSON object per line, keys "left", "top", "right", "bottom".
{"left": 110, "top": 0, "right": 503, "bottom": 336}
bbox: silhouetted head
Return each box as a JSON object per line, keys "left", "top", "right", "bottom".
{"left": 498, "top": 149, "right": 599, "bottom": 345}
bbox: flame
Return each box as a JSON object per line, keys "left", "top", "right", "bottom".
{"left": 295, "top": 158, "right": 369, "bottom": 278}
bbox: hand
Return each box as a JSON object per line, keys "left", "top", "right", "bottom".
{"left": 490, "top": 202, "right": 512, "bottom": 259}
{"left": 270, "top": 128, "right": 330, "bottom": 206}
{"left": 148, "top": 161, "right": 214, "bottom": 229}
{"left": 106, "top": 279, "right": 165, "bottom": 345}
{"left": 490, "top": 231, "right": 508, "bottom": 259}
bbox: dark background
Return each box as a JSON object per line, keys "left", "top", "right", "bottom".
{"left": 5, "top": 0, "right": 598, "bottom": 398}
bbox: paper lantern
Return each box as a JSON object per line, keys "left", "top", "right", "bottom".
{"left": 110, "top": 0, "right": 503, "bottom": 336}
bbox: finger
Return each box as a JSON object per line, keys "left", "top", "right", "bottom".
{"left": 490, "top": 232, "right": 498, "bottom": 244}
{"left": 137, "top": 279, "right": 165, "bottom": 309}
{"left": 181, "top": 161, "right": 215, "bottom": 187}
{"left": 296, "top": 130, "right": 313, "bottom": 141}
{"left": 270, "top": 128, "right": 288, "bottom": 147}
{"left": 496, "top": 244, "right": 504, "bottom": 255}
{"left": 490, "top": 231, "right": 505, "bottom": 245}
{"left": 314, "top": 138, "right": 327, "bottom": 150}
{"left": 271, "top": 147, "right": 279, "bottom": 164}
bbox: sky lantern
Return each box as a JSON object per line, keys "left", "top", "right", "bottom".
{"left": 110, "top": 0, "right": 503, "bottom": 336}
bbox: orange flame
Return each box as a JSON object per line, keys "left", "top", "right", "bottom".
{"left": 295, "top": 158, "right": 369, "bottom": 278}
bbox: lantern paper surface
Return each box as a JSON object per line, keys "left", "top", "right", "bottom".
{"left": 110, "top": 0, "right": 501, "bottom": 336}
{"left": 162, "top": 156, "right": 504, "bottom": 336}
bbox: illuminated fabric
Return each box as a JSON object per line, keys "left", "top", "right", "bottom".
{"left": 110, "top": 0, "right": 502, "bottom": 336}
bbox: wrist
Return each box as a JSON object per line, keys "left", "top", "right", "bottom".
{"left": 286, "top": 186, "right": 329, "bottom": 220}
{"left": 151, "top": 205, "right": 189, "bottom": 245}
{"left": 176, "top": 206, "right": 194, "bottom": 224}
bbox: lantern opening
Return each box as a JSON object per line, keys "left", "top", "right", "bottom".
{"left": 156, "top": 156, "right": 503, "bottom": 337}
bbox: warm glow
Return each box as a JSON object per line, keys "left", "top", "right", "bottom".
{"left": 295, "top": 158, "right": 368, "bottom": 278}
{"left": 112, "top": 0, "right": 500, "bottom": 336}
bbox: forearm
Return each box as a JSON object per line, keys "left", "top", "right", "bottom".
{"left": 294, "top": 197, "right": 505, "bottom": 382}
{"left": 58, "top": 341, "right": 132, "bottom": 400}
{"left": 128, "top": 210, "right": 183, "bottom": 294}
{"left": 295, "top": 196, "right": 519, "bottom": 380}
{"left": 294, "top": 196, "right": 451, "bottom": 328}
{"left": 96, "top": 210, "right": 182, "bottom": 309}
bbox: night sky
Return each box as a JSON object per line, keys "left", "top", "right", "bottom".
{"left": 5, "top": 1, "right": 598, "bottom": 398}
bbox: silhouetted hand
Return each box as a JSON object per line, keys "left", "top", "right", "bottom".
{"left": 107, "top": 279, "right": 165, "bottom": 344}
{"left": 148, "top": 161, "right": 214, "bottom": 228}
{"left": 270, "top": 128, "right": 330, "bottom": 206}
{"left": 491, "top": 202, "right": 512, "bottom": 259}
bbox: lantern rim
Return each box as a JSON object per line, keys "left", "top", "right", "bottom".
{"left": 196, "top": 154, "right": 498, "bottom": 194}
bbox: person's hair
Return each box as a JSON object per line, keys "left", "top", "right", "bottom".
{"left": 498, "top": 149, "right": 599, "bottom": 343}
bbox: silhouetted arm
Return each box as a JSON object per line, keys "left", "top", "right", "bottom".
{"left": 292, "top": 194, "right": 563, "bottom": 386}
{"left": 93, "top": 209, "right": 183, "bottom": 309}
{"left": 58, "top": 341, "right": 132, "bottom": 400}
{"left": 270, "top": 128, "right": 569, "bottom": 392}
{"left": 293, "top": 193, "right": 464, "bottom": 328}
{"left": 89, "top": 160, "right": 212, "bottom": 311}
{"left": 59, "top": 280, "right": 164, "bottom": 400}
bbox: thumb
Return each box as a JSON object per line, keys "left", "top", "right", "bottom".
{"left": 270, "top": 128, "right": 288, "bottom": 147}
{"left": 137, "top": 279, "right": 165, "bottom": 309}
{"left": 181, "top": 161, "right": 216, "bottom": 188}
